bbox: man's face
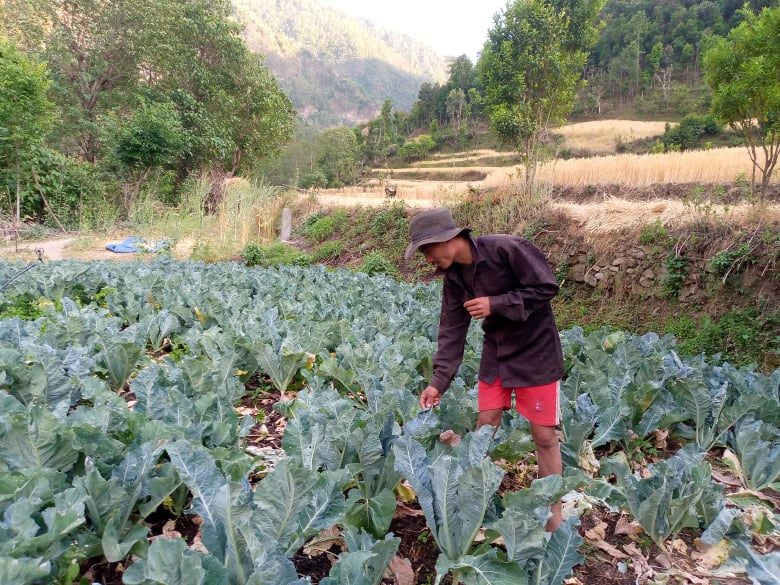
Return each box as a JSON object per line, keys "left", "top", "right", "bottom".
{"left": 420, "top": 240, "right": 454, "bottom": 270}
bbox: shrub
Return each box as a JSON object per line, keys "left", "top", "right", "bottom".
{"left": 299, "top": 171, "right": 327, "bottom": 190}
{"left": 662, "top": 114, "right": 721, "bottom": 152}
{"left": 304, "top": 215, "right": 337, "bottom": 242}
{"left": 709, "top": 243, "right": 756, "bottom": 277}
{"left": 359, "top": 252, "right": 396, "bottom": 276}
{"left": 313, "top": 240, "right": 344, "bottom": 261}
{"left": 662, "top": 252, "right": 688, "bottom": 298}
{"left": 639, "top": 219, "right": 669, "bottom": 244}
{"left": 242, "top": 242, "right": 312, "bottom": 267}
{"left": 370, "top": 202, "right": 407, "bottom": 239}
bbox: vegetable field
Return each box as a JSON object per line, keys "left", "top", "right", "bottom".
{"left": 0, "top": 259, "right": 778, "bottom": 585}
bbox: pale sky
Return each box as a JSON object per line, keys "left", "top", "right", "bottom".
{"left": 321, "top": 1, "right": 509, "bottom": 60}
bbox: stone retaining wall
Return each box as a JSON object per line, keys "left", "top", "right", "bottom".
{"left": 545, "top": 238, "right": 778, "bottom": 304}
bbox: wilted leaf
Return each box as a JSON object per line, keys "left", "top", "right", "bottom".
{"left": 653, "top": 429, "right": 668, "bottom": 450}
{"left": 439, "top": 429, "right": 462, "bottom": 447}
{"left": 614, "top": 516, "right": 644, "bottom": 537}
{"left": 388, "top": 555, "right": 414, "bottom": 585}
{"left": 395, "top": 481, "right": 416, "bottom": 503}
{"left": 593, "top": 540, "right": 628, "bottom": 559}
{"left": 584, "top": 520, "right": 607, "bottom": 541}
{"left": 692, "top": 539, "right": 730, "bottom": 570}
{"left": 304, "top": 526, "right": 342, "bottom": 557}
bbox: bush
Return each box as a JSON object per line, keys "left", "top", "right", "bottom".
{"left": 358, "top": 252, "right": 396, "bottom": 276}
{"left": 304, "top": 215, "right": 337, "bottom": 242}
{"left": 662, "top": 114, "right": 720, "bottom": 152}
{"left": 370, "top": 202, "right": 407, "bottom": 239}
{"left": 299, "top": 171, "right": 327, "bottom": 190}
{"left": 709, "top": 243, "right": 756, "bottom": 277}
{"left": 242, "top": 242, "right": 312, "bottom": 267}
{"left": 639, "top": 219, "right": 669, "bottom": 244}
{"left": 313, "top": 240, "right": 344, "bottom": 261}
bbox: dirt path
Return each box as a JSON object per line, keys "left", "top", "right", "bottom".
{"left": 0, "top": 236, "right": 78, "bottom": 261}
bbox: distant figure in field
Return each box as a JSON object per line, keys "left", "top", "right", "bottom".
{"left": 385, "top": 186, "right": 397, "bottom": 198}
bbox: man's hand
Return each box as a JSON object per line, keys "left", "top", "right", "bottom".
{"left": 464, "top": 297, "right": 491, "bottom": 319}
{"left": 420, "top": 386, "right": 441, "bottom": 409}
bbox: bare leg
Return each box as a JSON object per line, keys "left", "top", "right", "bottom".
{"left": 530, "top": 422, "right": 563, "bottom": 532}
{"left": 476, "top": 408, "right": 502, "bottom": 430}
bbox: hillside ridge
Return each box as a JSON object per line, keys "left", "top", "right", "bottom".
{"left": 232, "top": 0, "right": 449, "bottom": 127}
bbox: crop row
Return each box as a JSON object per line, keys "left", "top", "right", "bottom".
{"left": 0, "top": 259, "right": 777, "bottom": 584}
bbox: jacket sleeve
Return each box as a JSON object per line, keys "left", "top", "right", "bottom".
{"left": 488, "top": 240, "right": 559, "bottom": 322}
{"left": 430, "top": 281, "right": 471, "bottom": 393}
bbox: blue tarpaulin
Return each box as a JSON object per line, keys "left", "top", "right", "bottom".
{"left": 106, "top": 237, "right": 168, "bottom": 253}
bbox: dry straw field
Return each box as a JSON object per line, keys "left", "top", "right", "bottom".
{"left": 313, "top": 147, "right": 772, "bottom": 204}
{"left": 309, "top": 119, "right": 780, "bottom": 241}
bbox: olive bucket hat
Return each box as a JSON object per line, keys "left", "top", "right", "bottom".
{"left": 404, "top": 208, "right": 472, "bottom": 259}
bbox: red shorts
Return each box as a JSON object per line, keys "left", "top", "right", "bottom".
{"left": 477, "top": 377, "right": 560, "bottom": 426}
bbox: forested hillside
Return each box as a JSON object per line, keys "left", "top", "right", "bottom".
{"left": 232, "top": 0, "right": 449, "bottom": 127}
{"left": 579, "top": 0, "right": 777, "bottom": 116}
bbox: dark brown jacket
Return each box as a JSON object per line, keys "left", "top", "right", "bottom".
{"left": 430, "top": 234, "right": 565, "bottom": 393}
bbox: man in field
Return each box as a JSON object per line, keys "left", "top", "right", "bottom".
{"left": 406, "top": 207, "right": 565, "bottom": 532}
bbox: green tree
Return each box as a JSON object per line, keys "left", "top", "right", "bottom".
{"left": 28, "top": 0, "right": 155, "bottom": 162}
{"left": 703, "top": 5, "right": 780, "bottom": 202}
{"left": 445, "top": 88, "right": 467, "bottom": 144}
{"left": 399, "top": 134, "right": 435, "bottom": 162}
{"left": 0, "top": 39, "right": 54, "bottom": 221}
{"left": 447, "top": 55, "right": 477, "bottom": 92}
{"left": 318, "top": 127, "right": 359, "bottom": 187}
{"left": 110, "top": 99, "right": 187, "bottom": 209}
{"left": 146, "top": 0, "right": 295, "bottom": 175}
{"left": 477, "top": 0, "right": 604, "bottom": 191}
{"left": 4, "top": 0, "right": 294, "bottom": 179}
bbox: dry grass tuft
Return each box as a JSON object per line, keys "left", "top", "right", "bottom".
{"left": 552, "top": 197, "right": 780, "bottom": 237}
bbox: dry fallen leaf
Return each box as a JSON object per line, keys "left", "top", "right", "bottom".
{"left": 389, "top": 555, "right": 415, "bottom": 585}
{"left": 614, "top": 515, "right": 644, "bottom": 537}
{"left": 189, "top": 532, "right": 209, "bottom": 554}
{"left": 653, "top": 553, "right": 672, "bottom": 570}
{"left": 653, "top": 429, "right": 668, "bottom": 450}
{"left": 304, "top": 526, "right": 342, "bottom": 557}
{"left": 622, "top": 542, "right": 645, "bottom": 558}
{"left": 584, "top": 520, "right": 608, "bottom": 541}
{"left": 148, "top": 519, "right": 181, "bottom": 542}
{"left": 670, "top": 538, "right": 688, "bottom": 555}
{"left": 692, "top": 538, "right": 730, "bottom": 570}
{"left": 393, "top": 501, "right": 425, "bottom": 518}
{"left": 593, "top": 540, "right": 629, "bottom": 559}
{"left": 711, "top": 469, "right": 743, "bottom": 487}
{"left": 666, "top": 568, "right": 709, "bottom": 584}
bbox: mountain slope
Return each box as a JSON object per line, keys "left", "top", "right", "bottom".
{"left": 232, "top": 0, "right": 449, "bottom": 127}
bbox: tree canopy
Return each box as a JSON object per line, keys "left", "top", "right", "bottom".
{"left": 0, "top": 39, "right": 55, "bottom": 221}
{"left": 0, "top": 0, "right": 295, "bottom": 219}
{"left": 703, "top": 4, "right": 780, "bottom": 201}
{"left": 477, "top": 0, "right": 604, "bottom": 170}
